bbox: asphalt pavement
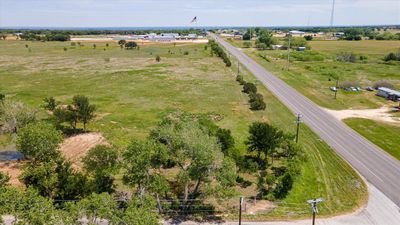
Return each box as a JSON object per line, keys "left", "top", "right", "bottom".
{"left": 209, "top": 33, "right": 400, "bottom": 208}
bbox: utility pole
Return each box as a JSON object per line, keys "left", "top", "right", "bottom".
{"left": 287, "top": 34, "right": 291, "bottom": 70}
{"left": 237, "top": 61, "right": 240, "bottom": 75}
{"left": 307, "top": 198, "right": 324, "bottom": 225}
{"left": 330, "top": 0, "right": 336, "bottom": 28}
{"left": 334, "top": 78, "right": 339, "bottom": 99}
{"left": 295, "top": 113, "right": 302, "bottom": 143}
{"left": 239, "top": 197, "right": 243, "bottom": 225}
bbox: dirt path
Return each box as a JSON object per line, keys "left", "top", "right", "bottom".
{"left": 324, "top": 106, "right": 400, "bottom": 125}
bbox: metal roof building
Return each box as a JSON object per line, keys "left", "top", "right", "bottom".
{"left": 377, "top": 87, "right": 400, "bottom": 101}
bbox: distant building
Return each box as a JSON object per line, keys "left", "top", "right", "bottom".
{"left": 377, "top": 87, "right": 400, "bottom": 101}
{"left": 335, "top": 32, "right": 345, "bottom": 38}
{"left": 289, "top": 30, "right": 305, "bottom": 36}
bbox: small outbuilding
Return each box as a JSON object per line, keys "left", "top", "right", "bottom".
{"left": 377, "top": 87, "right": 400, "bottom": 101}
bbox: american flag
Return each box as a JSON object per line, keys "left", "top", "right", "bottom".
{"left": 190, "top": 16, "right": 197, "bottom": 23}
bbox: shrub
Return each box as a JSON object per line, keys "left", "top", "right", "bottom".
{"left": 183, "top": 51, "right": 189, "bottom": 55}
{"left": 339, "top": 81, "right": 359, "bottom": 89}
{"left": 70, "top": 42, "right": 76, "bottom": 46}
{"left": 273, "top": 173, "right": 293, "bottom": 199}
{"left": 243, "top": 82, "right": 257, "bottom": 94}
{"left": 43, "top": 97, "right": 57, "bottom": 111}
{"left": 336, "top": 52, "right": 357, "bottom": 63}
{"left": 236, "top": 75, "right": 246, "bottom": 85}
{"left": 384, "top": 51, "right": 400, "bottom": 62}
{"left": 373, "top": 80, "right": 394, "bottom": 89}
{"left": 304, "top": 35, "right": 313, "bottom": 41}
{"left": 249, "top": 93, "right": 266, "bottom": 111}
{"left": 156, "top": 55, "right": 161, "bottom": 62}
{"left": 125, "top": 41, "right": 138, "bottom": 49}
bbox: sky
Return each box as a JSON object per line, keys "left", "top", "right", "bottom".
{"left": 0, "top": 0, "right": 399, "bottom": 28}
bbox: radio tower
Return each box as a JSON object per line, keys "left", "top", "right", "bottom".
{"left": 330, "top": 0, "right": 336, "bottom": 27}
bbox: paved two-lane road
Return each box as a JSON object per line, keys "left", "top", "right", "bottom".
{"left": 210, "top": 33, "right": 400, "bottom": 207}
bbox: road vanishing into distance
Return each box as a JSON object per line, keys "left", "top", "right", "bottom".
{"left": 210, "top": 33, "right": 400, "bottom": 208}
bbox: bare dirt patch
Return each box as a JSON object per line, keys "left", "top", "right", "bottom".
{"left": 0, "top": 161, "right": 24, "bottom": 186}
{"left": 60, "top": 132, "right": 107, "bottom": 161}
{"left": 0, "top": 132, "right": 107, "bottom": 186}
{"left": 244, "top": 199, "right": 276, "bottom": 215}
{"left": 324, "top": 106, "right": 400, "bottom": 125}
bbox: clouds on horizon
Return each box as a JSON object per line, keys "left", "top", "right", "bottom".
{"left": 0, "top": 0, "right": 399, "bottom": 27}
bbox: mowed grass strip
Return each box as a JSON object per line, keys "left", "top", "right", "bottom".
{"left": 344, "top": 118, "right": 400, "bottom": 160}
{"left": 0, "top": 40, "right": 366, "bottom": 218}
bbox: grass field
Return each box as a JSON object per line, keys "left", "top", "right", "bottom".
{"left": 230, "top": 39, "right": 400, "bottom": 110}
{"left": 344, "top": 118, "right": 400, "bottom": 160}
{"left": 0, "top": 40, "right": 366, "bottom": 218}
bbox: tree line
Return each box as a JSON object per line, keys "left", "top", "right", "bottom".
{"left": 19, "top": 32, "right": 71, "bottom": 42}
{"left": 208, "top": 40, "right": 232, "bottom": 67}
{"left": 1, "top": 28, "right": 204, "bottom": 36}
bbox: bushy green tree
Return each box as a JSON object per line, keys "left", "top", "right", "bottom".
{"left": 72, "top": 95, "right": 96, "bottom": 131}
{"left": 43, "top": 97, "right": 58, "bottom": 111}
{"left": 216, "top": 157, "right": 237, "bottom": 187}
{"left": 0, "top": 187, "right": 60, "bottom": 225}
{"left": 249, "top": 93, "right": 266, "bottom": 111}
{"left": 255, "top": 29, "right": 276, "bottom": 49}
{"left": 53, "top": 105, "right": 79, "bottom": 131}
{"left": 118, "top": 39, "right": 127, "bottom": 47}
{"left": 122, "top": 140, "right": 168, "bottom": 197}
{"left": 120, "top": 196, "right": 161, "bottom": 225}
{"left": 150, "top": 113, "right": 236, "bottom": 205}
{"left": 20, "top": 161, "right": 60, "bottom": 198}
{"left": 16, "top": 122, "right": 63, "bottom": 162}
{"left": 215, "top": 128, "right": 235, "bottom": 153}
{"left": 246, "top": 122, "right": 284, "bottom": 165}
{"left": 304, "top": 35, "right": 313, "bottom": 41}
{"left": 83, "top": 145, "right": 120, "bottom": 193}
{"left": 284, "top": 37, "right": 309, "bottom": 49}
{"left": 243, "top": 82, "right": 257, "bottom": 94}
{"left": 76, "top": 192, "right": 119, "bottom": 224}
{"left": 125, "top": 41, "right": 138, "bottom": 49}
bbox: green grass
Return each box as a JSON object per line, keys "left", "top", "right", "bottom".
{"left": 0, "top": 40, "right": 366, "bottom": 218}
{"left": 344, "top": 118, "right": 400, "bottom": 160}
{"left": 231, "top": 39, "right": 400, "bottom": 110}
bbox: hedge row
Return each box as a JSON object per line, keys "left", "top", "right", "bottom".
{"left": 209, "top": 40, "right": 232, "bottom": 67}
{"left": 236, "top": 75, "right": 266, "bottom": 111}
